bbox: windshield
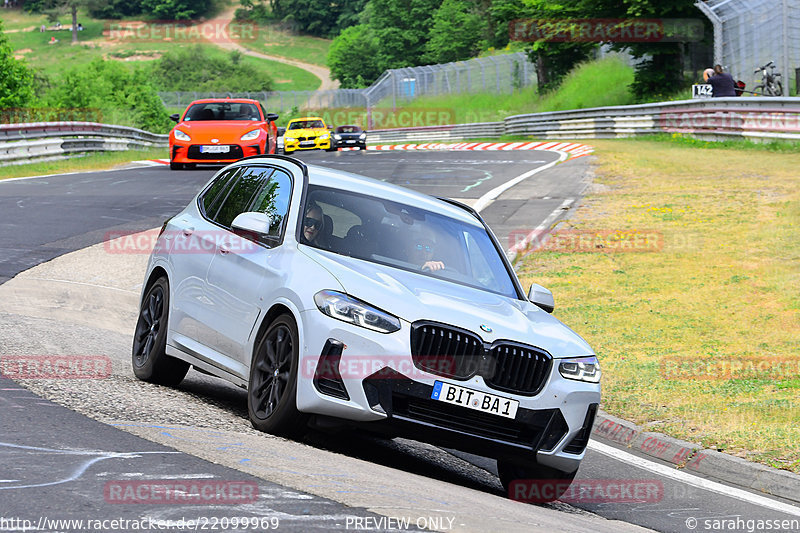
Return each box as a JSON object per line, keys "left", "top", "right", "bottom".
{"left": 289, "top": 120, "right": 325, "bottom": 129}
{"left": 184, "top": 103, "right": 261, "bottom": 121}
{"left": 336, "top": 126, "right": 362, "bottom": 133}
{"left": 300, "top": 185, "right": 518, "bottom": 298}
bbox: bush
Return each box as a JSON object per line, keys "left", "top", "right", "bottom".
{"left": 0, "top": 20, "right": 35, "bottom": 109}
{"left": 152, "top": 46, "right": 274, "bottom": 92}
{"left": 41, "top": 58, "right": 171, "bottom": 132}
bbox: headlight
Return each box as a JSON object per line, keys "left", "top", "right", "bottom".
{"left": 559, "top": 356, "right": 601, "bottom": 383}
{"left": 359, "top": 133, "right": 366, "bottom": 139}
{"left": 319, "top": 134, "right": 330, "bottom": 140}
{"left": 240, "top": 129, "right": 260, "bottom": 141}
{"left": 333, "top": 134, "right": 341, "bottom": 140}
{"left": 173, "top": 130, "right": 190, "bottom": 142}
{"left": 314, "top": 290, "right": 401, "bottom": 333}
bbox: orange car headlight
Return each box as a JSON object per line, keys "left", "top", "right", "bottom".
{"left": 174, "top": 130, "right": 191, "bottom": 142}
{"left": 240, "top": 129, "right": 261, "bottom": 141}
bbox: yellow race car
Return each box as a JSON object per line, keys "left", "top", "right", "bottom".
{"left": 282, "top": 116, "right": 334, "bottom": 154}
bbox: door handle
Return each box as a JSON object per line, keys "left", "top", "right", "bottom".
{"left": 219, "top": 244, "right": 230, "bottom": 255}
{"left": 182, "top": 227, "right": 194, "bottom": 236}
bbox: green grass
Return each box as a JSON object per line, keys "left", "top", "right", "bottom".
{"left": 515, "top": 139, "right": 800, "bottom": 472}
{"left": 4, "top": 8, "right": 319, "bottom": 91}
{"left": 235, "top": 22, "right": 332, "bottom": 67}
{"left": 0, "top": 147, "right": 167, "bottom": 179}
{"left": 641, "top": 133, "right": 800, "bottom": 154}
{"left": 0, "top": 7, "right": 46, "bottom": 31}
{"left": 347, "top": 55, "right": 637, "bottom": 125}
{"left": 535, "top": 55, "right": 635, "bottom": 112}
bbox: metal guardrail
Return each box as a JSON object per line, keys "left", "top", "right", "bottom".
{"left": 368, "top": 97, "right": 800, "bottom": 143}
{"left": 504, "top": 97, "right": 800, "bottom": 141}
{"left": 0, "top": 122, "right": 168, "bottom": 166}
{"left": 3, "top": 98, "right": 799, "bottom": 166}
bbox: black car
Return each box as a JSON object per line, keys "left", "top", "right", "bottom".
{"left": 331, "top": 125, "right": 367, "bottom": 150}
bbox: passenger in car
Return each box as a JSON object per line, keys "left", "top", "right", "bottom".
{"left": 301, "top": 203, "right": 328, "bottom": 248}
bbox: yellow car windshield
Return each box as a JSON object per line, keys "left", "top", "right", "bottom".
{"left": 289, "top": 120, "right": 324, "bottom": 130}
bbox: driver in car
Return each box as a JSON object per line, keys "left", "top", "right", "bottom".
{"left": 412, "top": 237, "right": 445, "bottom": 272}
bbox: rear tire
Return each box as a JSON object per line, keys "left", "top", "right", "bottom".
{"left": 132, "top": 277, "right": 190, "bottom": 387}
{"left": 247, "top": 314, "right": 307, "bottom": 437}
{"left": 497, "top": 460, "right": 577, "bottom": 503}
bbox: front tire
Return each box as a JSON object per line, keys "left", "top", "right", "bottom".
{"left": 247, "top": 314, "right": 307, "bottom": 437}
{"left": 498, "top": 460, "right": 578, "bottom": 503}
{"left": 169, "top": 161, "right": 183, "bottom": 170}
{"left": 132, "top": 277, "right": 189, "bottom": 386}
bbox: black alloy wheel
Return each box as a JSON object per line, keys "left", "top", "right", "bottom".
{"left": 131, "top": 277, "right": 189, "bottom": 386}
{"left": 247, "top": 314, "right": 307, "bottom": 436}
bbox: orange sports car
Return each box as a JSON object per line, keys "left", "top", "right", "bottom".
{"left": 168, "top": 98, "right": 279, "bottom": 170}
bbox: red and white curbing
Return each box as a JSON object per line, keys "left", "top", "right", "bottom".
{"left": 342, "top": 141, "right": 594, "bottom": 158}
{"left": 140, "top": 142, "right": 594, "bottom": 166}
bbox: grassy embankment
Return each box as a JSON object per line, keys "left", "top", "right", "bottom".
{"left": 2, "top": 8, "right": 320, "bottom": 91}
{"left": 514, "top": 139, "right": 799, "bottom": 472}
{"left": 234, "top": 21, "right": 332, "bottom": 67}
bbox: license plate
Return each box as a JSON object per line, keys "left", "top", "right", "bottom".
{"left": 200, "top": 145, "right": 229, "bottom": 153}
{"left": 300, "top": 141, "right": 315, "bottom": 146}
{"left": 346, "top": 140, "right": 355, "bottom": 143}
{"left": 431, "top": 381, "right": 519, "bottom": 419}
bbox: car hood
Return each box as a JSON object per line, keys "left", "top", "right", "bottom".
{"left": 174, "top": 121, "right": 264, "bottom": 140}
{"left": 303, "top": 248, "right": 594, "bottom": 358}
{"left": 285, "top": 128, "right": 329, "bottom": 138}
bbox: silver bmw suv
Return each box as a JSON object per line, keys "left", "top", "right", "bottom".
{"left": 132, "top": 155, "right": 601, "bottom": 500}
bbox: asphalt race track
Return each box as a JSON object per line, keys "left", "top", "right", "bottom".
{"left": 1, "top": 150, "right": 798, "bottom": 532}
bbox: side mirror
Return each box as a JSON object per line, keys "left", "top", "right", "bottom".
{"left": 528, "top": 283, "right": 554, "bottom": 313}
{"left": 169, "top": 113, "right": 180, "bottom": 122}
{"left": 266, "top": 113, "right": 279, "bottom": 122}
{"left": 231, "top": 212, "right": 272, "bottom": 237}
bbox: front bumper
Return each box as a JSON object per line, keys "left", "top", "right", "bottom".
{"left": 284, "top": 137, "right": 331, "bottom": 152}
{"left": 332, "top": 139, "right": 366, "bottom": 149}
{"left": 171, "top": 143, "right": 263, "bottom": 163}
{"left": 296, "top": 310, "right": 601, "bottom": 472}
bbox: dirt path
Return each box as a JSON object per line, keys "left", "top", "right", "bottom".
{"left": 205, "top": 6, "right": 339, "bottom": 91}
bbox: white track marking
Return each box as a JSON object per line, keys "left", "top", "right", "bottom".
{"left": 473, "top": 150, "right": 569, "bottom": 212}
{"left": 589, "top": 440, "right": 800, "bottom": 517}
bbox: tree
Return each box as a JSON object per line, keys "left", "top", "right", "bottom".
{"left": 553, "top": 0, "right": 701, "bottom": 99}
{"left": 140, "top": 0, "right": 213, "bottom": 20}
{"left": 365, "top": 0, "right": 440, "bottom": 69}
{"left": 327, "top": 24, "right": 382, "bottom": 87}
{"left": 87, "top": 0, "right": 146, "bottom": 18}
{"left": 494, "top": 0, "right": 594, "bottom": 92}
{"left": 0, "top": 20, "right": 35, "bottom": 108}
{"left": 423, "top": 0, "right": 488, "bottom": 64}
{"left": 241, "top": 0, "right": 368, "bottom": 38}
{"left": 24, "top": 0, "right": 86, "bottom": 43}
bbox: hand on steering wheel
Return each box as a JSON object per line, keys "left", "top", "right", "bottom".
{"left": 421, "top": 260, "right": 446, "bottom": 272}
